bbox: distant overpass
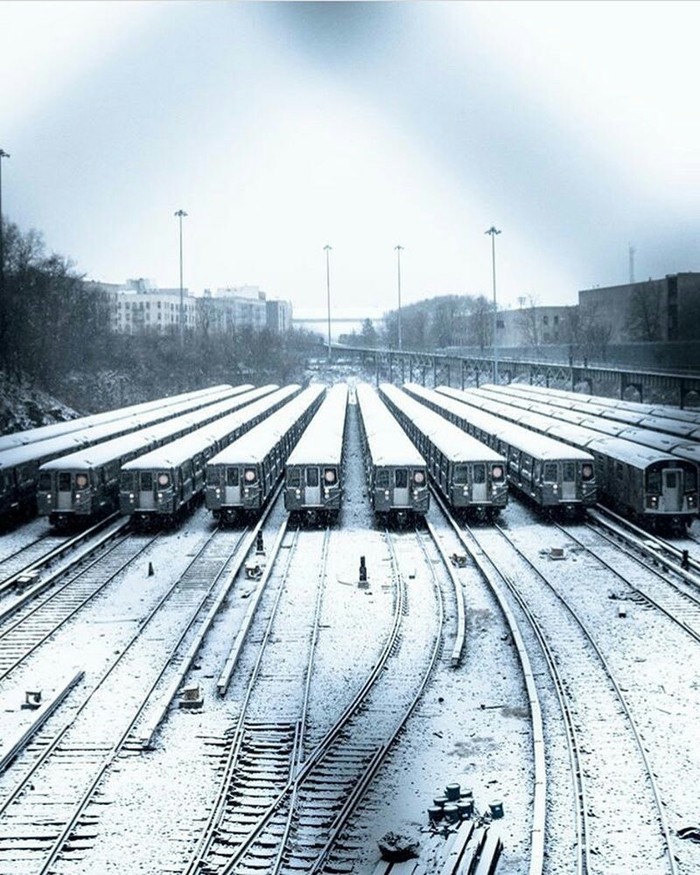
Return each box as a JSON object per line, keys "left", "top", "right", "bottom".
{"left": 292, "top": 315, "right": 386, "bottom": 340}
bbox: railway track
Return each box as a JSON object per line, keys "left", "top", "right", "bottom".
{"left": 185, "top": 526, "right": 442, "bottom": 875}
{"left": 557, "top": 519, "right": 700, "bottom": 645}
{"left": 0, "top": 513, "right": 126, "bottom": 596}
{"left": 466, "top": 521, "right": 677, "bottom": 875}
{"left": 0, "top": 522, "right": 259, "bottom": 875}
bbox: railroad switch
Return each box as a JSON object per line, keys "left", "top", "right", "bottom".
{"left": 548, "top": 547, "right": 566, "bottom": 560}
{"left": 22, "top": 690, "right": 42, "bottom": 710}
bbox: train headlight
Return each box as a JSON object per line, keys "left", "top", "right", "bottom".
{"left": 296, "top": 489, "right": 301, "bottom": 497}
{"left": 384, "top": 490, "right": 390, "bottom": 498}
{"left": 157, "top": 493, "right": 163, "bottom": 499}
{"left": 129, "top": 493, "right": 134, "bottom": 499}
{"left": 463, "top": 486, "right": 468, "bottom": 494}
{"left": 553, "top": 484, "right": 558, "bottom": 492}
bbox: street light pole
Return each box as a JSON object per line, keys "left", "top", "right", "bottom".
{"left": 395, "top": 244, "right": 404, "bottom": 350}
{"left": 324, "top": 244, "right": 332, "bottom": 360}
{"left": 0, "top": 149, "right": 9, "bottom": 358}
{"left": 485, "top": 226, "right": 501, "bottom": 384}
{"left": 174, "top": 209, "right": 187, "bottom": 348}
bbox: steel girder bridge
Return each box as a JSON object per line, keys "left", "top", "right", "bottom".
{"left": 339, "top": 345, "right": 700, "bottom": 407}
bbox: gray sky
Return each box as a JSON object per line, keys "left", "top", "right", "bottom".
{"left": 2, "top": 1, "right": 699, "bottom": 315}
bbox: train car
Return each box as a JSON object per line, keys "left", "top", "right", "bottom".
{"left": 437, "top": 386, "right": 698, "bottom": 530}
{"left": 403, "top": 384, "right": 594, "bottom": 518}
{"left": 284, "top": 384, "right": 349, "bottom": 522}
{"left": 355, "top": 383, "right": 429, "bottom": 523}
{"left": 495, "top": 382, "right": 700, "bottom": 428}
{"left": 0, "top": 384, "right": 239, "bottom": 453}
{"left": 483, "top": 384, "right": 700, "bottom": 441}
{"left": 379, "top": 384, "right": 507, "bottom": 519}
{"left": 0, "top": 385, "right": 251, "bottom": 526}
{"left": 205, "top": 386, "right": 326, "bottom": 525}
{"left": 120, "top": 386, "right": 304, "bottom": 528}
{"left": 37, "top": 386, "right": 279, "bottom": 528}
{"left": 478, "top": 385, "right": 700, "bottom": 472}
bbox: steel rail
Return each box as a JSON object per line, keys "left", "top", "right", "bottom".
{"left": 493, "top": 522, "right": 678, "bottom": 875}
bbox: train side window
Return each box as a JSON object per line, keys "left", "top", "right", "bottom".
{"left": 287, "top": 468, "right": 301, "bottom": 487}
{"left": 226, "top": 468, "right": 239, "bottom": 487}
{"left": 473, "top": 464, "right": 485, "bottom": 484}
{"left": 533, "top": 461, "right": 542, "bottom": 481}
{"left": 615, "top": 463, "right": 624, "bottom": 481}
{"left": 38, "top": 472, "right": 52, "bottom": 491}
{"left": 543, "top": 463, "right": 557, "bottom": 483}
{"left": 140, "top": 472, "right": 154, "bottom": 491}
{"left": 563, "top": 462, "right": 575, "bottom": 481}
{"left": 395, "top": 469, "right": 408, "bottom": 488}
{"left": 58, "top": 472, "right": 71, "bottom": 492}
{"left": 306, "top": 468, "right": 319, "bottom": 487}
{"left": 376, "top": 469, "right": 390, "bottom": 488}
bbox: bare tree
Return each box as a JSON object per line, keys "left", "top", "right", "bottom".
{"left": 627, "top": 286, "right": 662, "bottom": 341}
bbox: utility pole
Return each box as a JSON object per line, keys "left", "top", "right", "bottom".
{"left": 628, "top": 243, "right": 636, "bottom": 284}
{"left": 0, "top": 148, "right": 10, "bottom": 363}
{"left": 485, "top": 226, "right": 501, "bottom": 384}
{"left": 395, "top": 244, "right": 404, "bottom": 350}
{"left": 174, "top": 209, "right": 187, "bottom": 348}
{"left": 324, "top": 244, "right": 332, "bottom": 360}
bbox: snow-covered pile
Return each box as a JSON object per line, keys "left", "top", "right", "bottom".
{"left": 0, "top": 373, "right": 79, "bottom": 434}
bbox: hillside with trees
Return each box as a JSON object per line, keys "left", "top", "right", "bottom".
{"left": 0, "top": 218, "right": 323, "bottom": 424}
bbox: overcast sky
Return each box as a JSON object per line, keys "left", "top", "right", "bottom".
{"left": 2, "top": 1, "right": 699, "bottom": 315}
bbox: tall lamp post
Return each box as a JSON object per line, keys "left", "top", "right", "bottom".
{"left": 485, "top": 226, "right": 501, "bottom": 384}
{"left": 0, "top": 148, "right": 9, "bottom": 360}
{"left": 324, "top": 244, "right": 332, "bottom": 360}
{"left": 174, "top": 209, "right": 188, "bottom": 348}
{"left": 395, "top": 244, "right": 404, "bottom": 350}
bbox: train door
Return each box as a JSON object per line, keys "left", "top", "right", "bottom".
{"left": 561, "top": 461, "right": 576, "bottom": 500}
{"left": 472, "top": 464, "right": 487, "bottom": 502}
{"left": 138, "top": 471, "right": 156, "bottom": 509}
{"left": 224, "top": 467, "right": 241, "bottom": 504}
{"left": 57, "top": 472, "right": 73, "bottom": 510}
{"left": 661, "top": 468, "right": 683, "bottom": 510}
{"left": 305, "top": 466, "right": 321, "bottom": 505}
{"left": 394, "top": 468, "right": 409, "bottom": 506}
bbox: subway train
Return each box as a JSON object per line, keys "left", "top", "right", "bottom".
{"left": 356, "top": 383, "right": 429, "bottom": 523}
{"left": 284, "top": 384, "right": 349, "bottom": 522}
{"left": 403, "top": 384, "right": 596, "bottom": 517}
{"left": 379, "top": 384, "right": 508, "bottom": 520}
{"left": 205, "top": 385, "right": 326, "bottom": 524}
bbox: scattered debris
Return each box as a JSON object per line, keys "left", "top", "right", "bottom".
{"left": 450, "top": 553, "right": 467, "bottom": 568}
{"left": 377, "top": 830, "right": 420, "bottom": 861}
{"left": 548, "top": 547, "right": 566, "bottom": 560}
{"left": 22, "top": 691, "right": 42, "bottom": 710}
{"left": 245, "top": 563, "right": 263, "bottom": 580}
{"left": 678, "top": 826, "right": 700, "bottom": 843}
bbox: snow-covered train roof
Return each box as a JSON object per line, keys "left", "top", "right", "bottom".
{"left": 1, "top": 386, "right": 245, "bottom": 472}
{"left": 487, "top": 382, "right": 700, "bottom": 427}
{"left": 0, "top": 384, "right": 239, "bottom": 453}
{"left": 205, "top": 386, "right": 326, "bottom": 466}
{"left": 408, "top": 385, "right": 593, "bottom": 463}
{"left": 40, "top": 386, "right": 278, "bottom": 472}
{"left": 475, "top": 386, "right": 700, "bottom": 465}
{"left": 356, "top": 384, "right": 426, "bottom": 468}
{"left": 122, "top": 386, "right": 301, "bottom": 472}
{"left": 442, "top": 387, "right": 688, "bottom": 471}
{"left": 380, "top": 384, "right": 505, "bottom": 464}
{"left": 286, "top": 384, "right": 348, "bottom": 467}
